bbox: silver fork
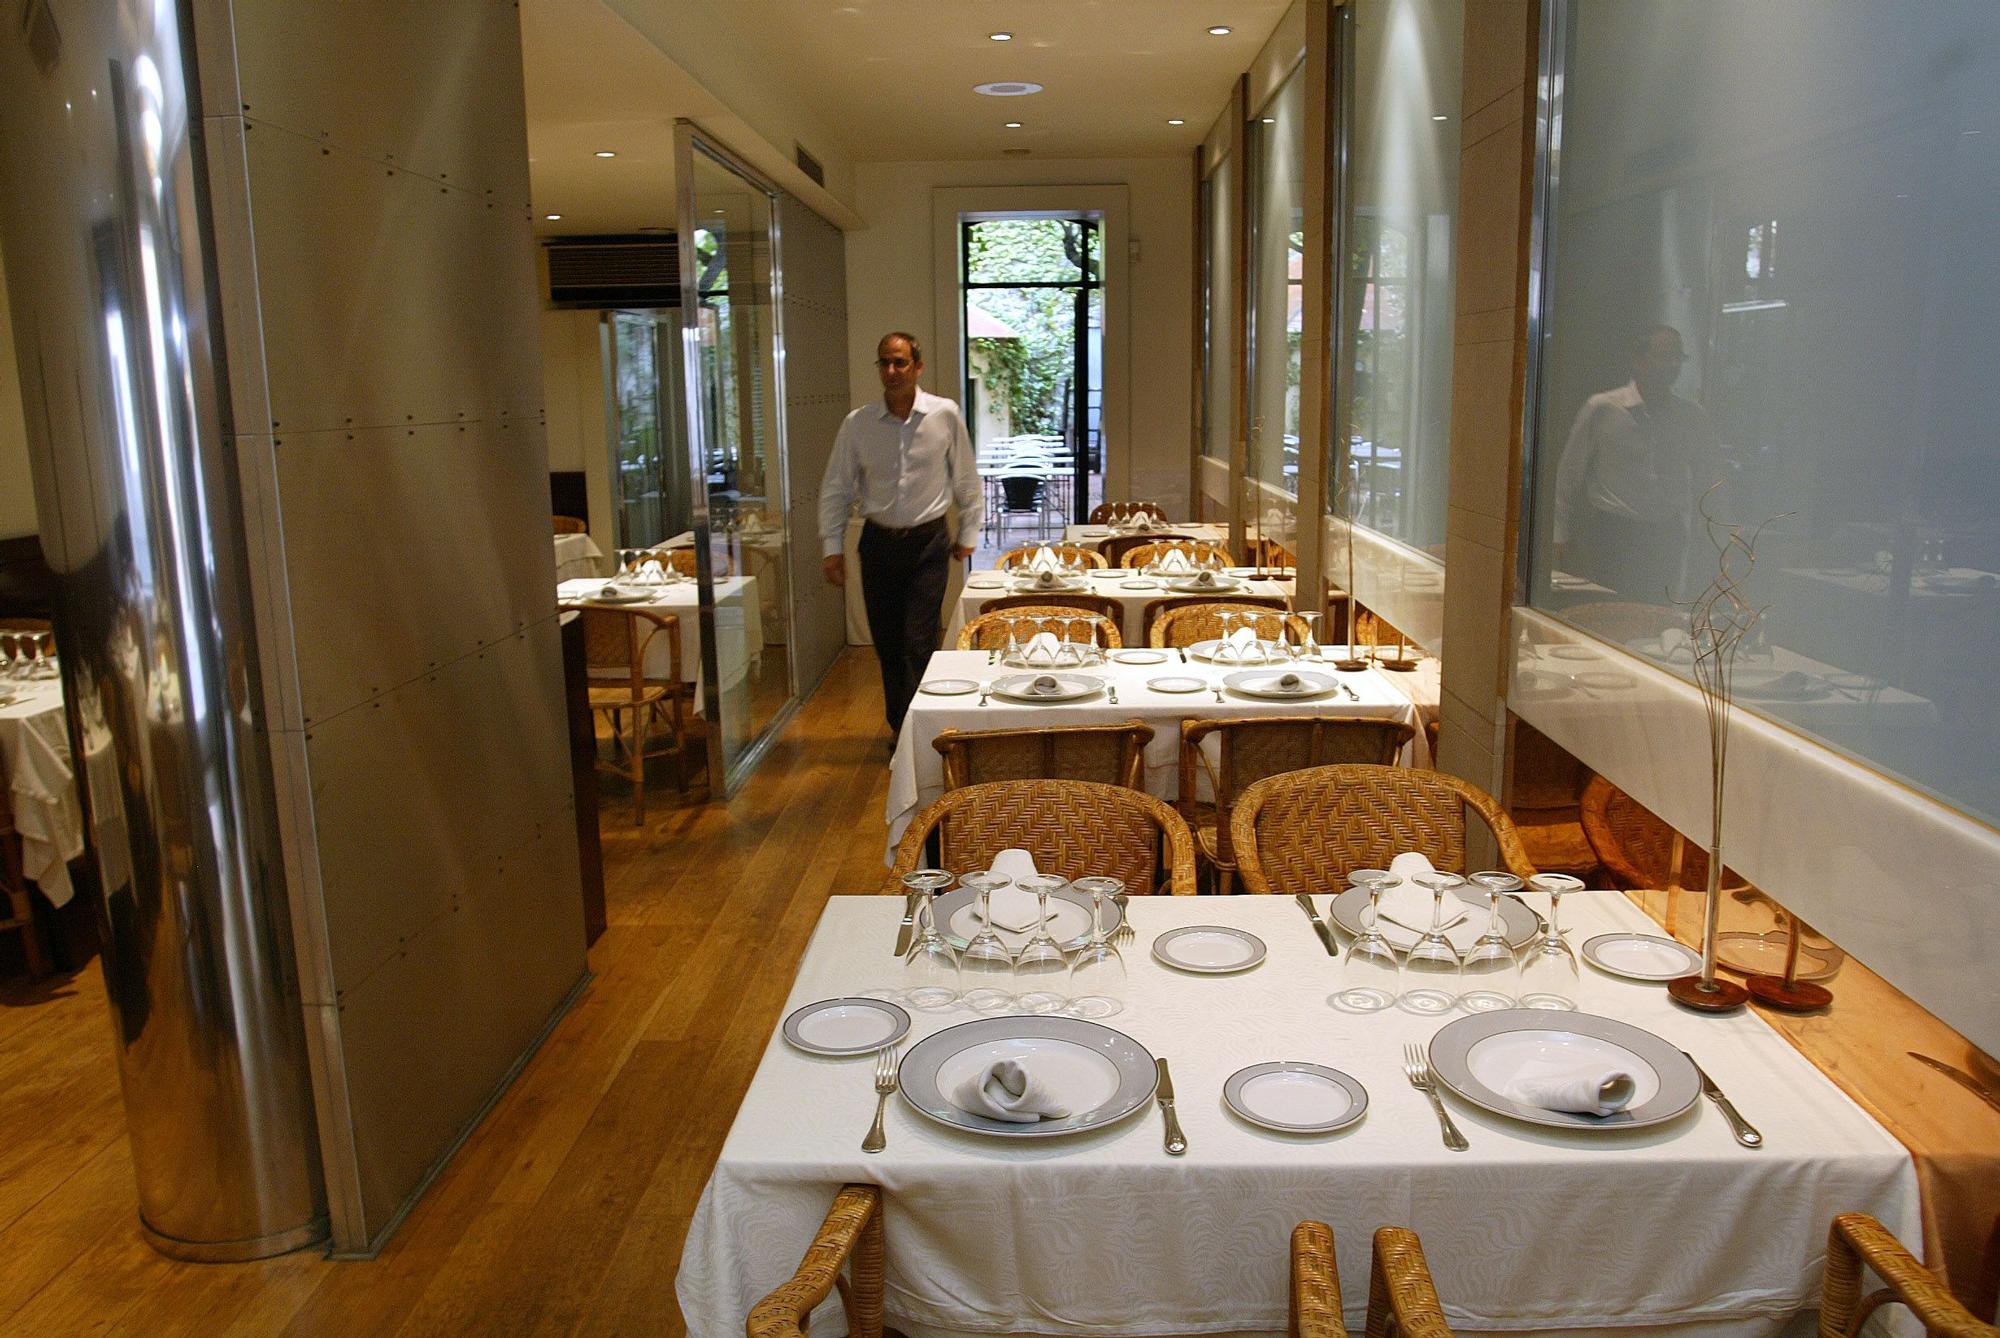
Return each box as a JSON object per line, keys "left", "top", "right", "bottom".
{"left": 1113, "top": 893, "right": 1134, "bottom": 946}
{"left": 978, "top": 683, "right": 991, "bottom": 707}
{"left": 1108, "top": 683, "right": 1119, "bottom": 704}
{"left": 1403, "top": 1043, "right": 1469, "bottom": 1151}
{"left": 1211, "top": 681, "right": 1225, "bottom": 703}
{"left": 862, "top": 1046, "right": 900, "bottom": 1153}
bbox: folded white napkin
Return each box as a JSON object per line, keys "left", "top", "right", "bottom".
{"left": 1501, "top": 1059, "right": 1637, "bottom": 1116}
{"left": 1020, "top": 632, "right": 1062, "bottom": 664}
{"left": 1127, "top": 513, "right": 1155, "bottom": 531}
{"left": 956, "top": 1059, "right": 1072, "bottom": 1122}
{"left": 985, "top": 849, "right": 1042, "bottom": 931}
{"left": 1028, "top": 569, "right": 1064, "bottom": 589}
{"left": 1157, "top": 549, "right": 1192, "bottom": 574}
{"left": 1376, "top": 853, "right": 1479, "bottom": 948}
{"left": 1184, "top": 569, "right": 1220, "bottom": 588}
{"left": 1028, "top": 546, "right": 1060, "bottom": 573}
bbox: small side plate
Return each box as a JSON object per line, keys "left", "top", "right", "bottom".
{"left": 1111, "top": 649, "right": 1169, "bottom": 665}
{"left": 919, "top": 678, "right": 980, "bottom": 696}
{"left": 1147, "top": 676, "right": 1206, "bottom": 693}
{"left": 782, "top": 997, "right": 911, "bottom": 1057}
{"left": 1581, "top": 932, "right": 1704, "bottom": 982}
{"left": 1224, "top": 1062, "right": 1368, "bottom": 1134}
{"left": 1152, "top": 925, "right": 1267, "bottom": 973}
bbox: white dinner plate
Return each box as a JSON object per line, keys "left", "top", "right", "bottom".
{"left": 1167, "top": 577, "right": 1243, "bottom": 594}
{"left": 1151, "top": 925, "right": 1267, "bottom": 973}
{"left": 589, "top": 588, "right": 653, "bottom": 605}
{"left": 1077, "top": 527, "right": 1112, "bottom": 537}
{"left": 781, "top": 997, "right": 911, "bottom": 1057}
{"left": 1011, "top": 576, "right": 1088, "bottom": 594}
{"left": 936, "top": 886, "right": 1122, "bottom": 952}
{"left": 1147, "top": 676, "right": 1207, "bottom": 693}
{"left": 1223, "top": 669, "right": 1339, "bottom": 699}
{"left": 1581, "top": 932, "right": 1703, "bottom": 982}
{"left": 989, "top": 673, "right": 1104, "bottom": 703}
{"left": 919, "top": 679, "right": 980, "bottom": 696}
{"left": 1110, "top": 649, "right": 1169, "bottom": 665}
{"left": 1223, "top": 1062, "right": 1368, "bottom": 1134}
{"left": 898, "top": 1016, "right": 1157, "bottom": 1139}
{"left": 1427, "top": 1010, "right": 1700, "bottom": 1131}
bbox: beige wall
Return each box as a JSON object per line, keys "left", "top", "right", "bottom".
{"left": 538, "top": 306, "right": 614, "bottom": 553}
{"left": 0, "top": 242, "right": 38, "bottom": 538}
{"left": 844, "top": 157, "right": 1195, "bottom": 516}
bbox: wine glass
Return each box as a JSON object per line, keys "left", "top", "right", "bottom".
{"left": 1520, "top": 873, "right": 1584, "bottom": 1009}
{"left": 1459, "top": 871, "right": 1523, "bottom": 1012}
{"left": 1001, "top": 616, "right": 1024, "bottom": 666}
{"left": 1297, "top": 610, "right": 1324, "bottom": 661}
{"left": 1335, "top": 874, "right": 1399, "bottom": 1012}
{"left": 1397, "top": 872, "right": 1466, "bottom": 1014}
{"left": 1012, "top": 874, "right": 1071, "bottom": 1015}
{"left": 30, "top": 633, "right": 56, "bottom": 679}
{"left": 956, "top": 871, "right": 1017, "bottom": 1013}
{"left": 1215, "top": 609, "right": 1239, "bottom": 664}
{"left": 899, "top": 869, "right": 960, "bottom": 1010}
{"left": 0, "top": 632, "right": 18, "bottom": 680}
{"left": 1067, "top": 876, "right": 1126, "bottom": 1017}
{"left": 1064, "top": 615, "right": 1092, "bottom": 668}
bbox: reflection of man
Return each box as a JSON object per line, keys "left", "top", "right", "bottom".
{"left": 1554, "top": 326, "right": 1717, "bottom": 600}
{"left": 820, "top": 332, "right": 980, "bottom": 733}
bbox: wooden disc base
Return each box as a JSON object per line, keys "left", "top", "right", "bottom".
{"left": 1746, "top": 975, "right": 1833, "bottom": 1012}
{"left": 1377, "top": 657, "right": 1418, "bottom": 672}
{"left": 1667, "top": 974, "right": 1750, "bottom": 1013}
{"left": 1329, "top": 658, "right": 1370, "bottom": 671}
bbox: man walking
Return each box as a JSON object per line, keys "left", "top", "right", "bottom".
{"left": 820, "top": 332, "right": 981, "bottom": 734}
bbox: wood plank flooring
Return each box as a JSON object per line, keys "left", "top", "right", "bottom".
{"left": 0, "top": 649, "right": 896, "bottom": 1336}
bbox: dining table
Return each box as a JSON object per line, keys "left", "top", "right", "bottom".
{"left": 556, "top": 575, "right": 764, "bottom": 702}
{"left": 885, "top": 648, "right": 1432, "bottom": 863}
{"left": 553, "top": 531, "right": 606, "bottom": 582}
{"left": 1063, "top": 521, "right": 1234, "bottom": 554}
{"left": 0, "top": 676, "right": 82, "bottom": 908}
{"left": 675, "top": 890, "right": 1920, "bottom": 1338}
{"left": 945, "top": 568, "right": 1299, "bottom": 647}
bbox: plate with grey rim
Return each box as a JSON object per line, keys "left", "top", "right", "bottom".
{"left": 1328, "top": 885, "right": 1538, "bottom": 953}
{"left": 1223, "top": 1061, "right": 1368, "bottom": 1134}
{"left": 1427, "top": 1009, "right": 1701, "bottom": 1132}
{"left": 1581, "top": 932, "right": 1703, "bottom": 982}
{"left": 989, "top": 672, "right": 1104, "bottom": 703}
{"left": 897, "top": 1015, "right": 1158, "bottom": 1139}
{"left": 1151, "top": 924, "right": 1267, "bottom": 973}
{"left": 781, "top": 996, "right": 911, "bottom": 1057}
{"left": 934, "top": 885, "right": 1122, "bottom": 952}
{"left": 1223, "top": 668, "right": 1340, "bottom": 700}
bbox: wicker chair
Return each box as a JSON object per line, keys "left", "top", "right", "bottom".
{"left": 1364, "top": 1228, "right": 1455, "bottom": 1338}
{"left": 1289, "top": 1221, "right": 1346, "bottom": 1338}
{"left": 746, "top": 1185, "right": 883, "bottom": 1338}
{"left": 888, "top": 780, "right": 1196, "bottom": 894}
{"left": 1140, "top": 593, "right": 1290, "bottom": 645}
{"left": 1249, "top": 537, "right": 1298, "bottom": 571}
{"left": 1089, "top": 500, "right": 1169, "bottom": 524}
{"left": 1121, "top": 539, "right": 1235, "bottom": 570}
{"left": 1100, "top": 532, "right": 1192, "bottom": 568}
{"left": 637, "top": 547, "right": 735, "bottom": 579}
{"left": 566, "top": 605, "right": 687, "bottom": 823}
{"left": 935, "top": 720, "right": 1153, "bottom": 790}
{"left": 1508, "top": 722, "right": 1599, "bottom": 881}
{"left": 1821, "top": 1212, "right": 1998, "bottom": 1338}
{"left": 956, "top": 607, "right": 1122, "bottom": 651}
{"left": 0, "top": 780, "right": 49, "bottom": 978}
{"left": 997, "top": 543, "right": 1107, "bottom": 570}
{"left": 1231, "top": 764, "right": 1537, "bottom": 893}
{"left": 552, "top": 514, "right": 587, "bottom": 535}
{"left": 1180, "top": 717, "right": 1414, "bottom": 894}
{"left": 979, "top": 592, "right": 1125, "bottom": 625}
{"left": 1151, "top": 602, "right": 1309, "bottom": 650}
{"left": 1579, "top": 774, "right": 1748, "bottom": 893}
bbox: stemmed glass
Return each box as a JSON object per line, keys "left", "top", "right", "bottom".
{"left": 30, "top": 633, "right": 56, "bottom": 679}
{"left": 0, "top": 632, "right": 18, "bottom": 680}
{"left": 1215, "top": 609, "right": 1240, "bottom": 664}
{"left": 1067, "top": 876, "right": 1126, "bottom": 1017}
{"left": 1001, "top": 616, "right": 1024, "bottom": 667}
{"left": 1297, "top": 611, "right": 1323, "bottom": 662}
{"left": 899, "top": 869, "right": 960, "bottom": 1010}
{"left": 1519, "top": 873, "right": 1584, "bottom": 1009}
{"left": 1459, "top": 871, "right": 1523, "bottom": 1012}
{"left": 1063, "top": 615, "right": 1091, "bottom": 668}
{"left": 1012, "top": 874, "right": 1072, "bottom": 1015}
{"left": 956, "top": 871, "right": 1017, "bottom": 1013}
{"left": 1336, "top": 872, "right": 1400, "bottom": 1012}
{"left": 1397, "top": 871, "right": 1467, "bottom": 1014}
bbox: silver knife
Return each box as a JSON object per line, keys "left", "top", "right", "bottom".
{"left": 1909, "top": 1052, "right": 2000, "bottom": 1115}
{"left": 1155, "top": 1058, "right": 1187, "bottom": 1156}
{"left": 1294, "top": 894, "right": 1338, "bottom": 957}
{"left": 892, "top": 892, "right": 922, "bottom": 956}
{"left": 1683, "top": 1051, "right": 1763, "bottom": 1148}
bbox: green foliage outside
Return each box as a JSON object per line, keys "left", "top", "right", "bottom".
{"left": 965, "top": 218, "right": 1098, "bottom": 440}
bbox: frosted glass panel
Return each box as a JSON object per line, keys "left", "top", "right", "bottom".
{"left": 1525, "top": 0, "right": 2000, "bottom": 828}
{"left": 1249, "top": 68, "right": 1305, "bottom": 497}
{"left": 1201, "top": 158, "right": 1236, "bottom": 462}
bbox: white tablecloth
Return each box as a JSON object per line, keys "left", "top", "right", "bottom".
{"left": 1064, "top": 522, "right": 1233, "bottom": 554}
{"left": 553, "top": 532, "right": 606, "bottom": 582}
{"left": 0, "top": 679, "right": 81, "bottom": 908}
{"left": 676, "top": 894, "right": 1918, "bottom": 1338}
{"left": 885, "top": 650, "right": 1428, "bottom": 862}
{"left": 557, "top": 576, "right": 764, "bottom": 697}
{"left": 947, "top": 573, "right": 1298, "bottom": 647}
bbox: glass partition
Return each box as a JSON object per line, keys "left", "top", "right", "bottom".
{"left": 1200, "top": 155, "right": 1237, "bottom": 464}
{"left": 606, "top": 309, "right": 690, "bottom": 549}
{"left": 1248, "top": 66, "right": 1306, "bottom": 501}
{"left": 1524, "top": 0, "right": 2000, "bottom": 828}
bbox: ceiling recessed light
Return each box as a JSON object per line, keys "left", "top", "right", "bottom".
{"left": 974, "top": 80, "right": 1043, "bottom": 97}
{"left": 1004, "top": 121, "right": 1023, "bottom": 129}
{"left": 1167, "top": 118, "right": 1186, "bottom": 126}
{"left": 1432, "top": 114, "right": 1448, "bottom": 122}
{"left": 1207, "top": 25, "right": 1232, "bottom": 35}
{"left": 544, "top": 213, "right": 562, "bottom": 220}
{"left": 594, "top": 150, "right": 616, "bottom": 158}
{"left": 1262, "top": 117, "right": 1276, "bottom": 124}
{"left": 989, "top": 31, "right": 1012, "bottom": 41}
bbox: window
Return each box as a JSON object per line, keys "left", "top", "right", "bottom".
{"left": 1248, "top": 66, "right": 1305, "bottom": 498}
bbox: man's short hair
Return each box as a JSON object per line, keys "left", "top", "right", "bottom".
{"left": 1630, "top": 324, "right": 1681, "bottom": 362}
{"left": 879, "top": 331, "right": 924, "bottom": 364}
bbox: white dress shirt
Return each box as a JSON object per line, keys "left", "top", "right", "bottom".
{"left": 1553, "top": 382, "right": 1715, "bottom": 546}
{"left": 818, "top": 388, "right": 982, "bottom": 557}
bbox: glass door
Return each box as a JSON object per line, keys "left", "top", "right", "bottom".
{"left": 675, "top": 128, "right": 797, "bottom": 790}
{"left": 605, "top": 309, "right": 691, "bottom": 549}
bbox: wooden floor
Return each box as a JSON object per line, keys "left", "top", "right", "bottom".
{"left": 0, "top": 649, "right": 897, "bottom": 1336}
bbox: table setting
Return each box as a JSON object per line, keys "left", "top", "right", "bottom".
{"left": 677, "top": 856, "right": 1918, "bottom": 1338}
{"left": 1062, "top": 520, "right": 1232, "bottom": 553}
{"left": 0, "top": 636, "right": 82, "bottom": 909}
{"left": 555, "top": 569, "right": 765, "bottom": 696}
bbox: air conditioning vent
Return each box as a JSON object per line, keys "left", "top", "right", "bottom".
{"left": 795, "top": 143, "right": 825, "bottom": 187}
{"left": 545, "top": 234, "right": 680, "bottom": 308}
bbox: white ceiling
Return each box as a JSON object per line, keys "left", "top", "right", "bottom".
{"left": 521, "top": 0, "right": 1293, "bottom": 235}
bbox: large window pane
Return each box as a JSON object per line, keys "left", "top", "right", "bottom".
{"left": 1338, "top": 0, "right": 1461, "bottom": 556}
{"left": 1201, "top": 159, "right": 1236, "bottom": 461}
{"left": 1525, "top": 0, "right": 2000, "bottom": 827}
{"left": 1249, "top": 67, "right": 1305, "bottom": 497}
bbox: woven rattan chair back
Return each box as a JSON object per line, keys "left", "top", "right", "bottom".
{"left": 1248, "top": 537, "right": 1297, "bottom": 571}
{"left": 1579, "top": 774, "right": 1751, "bottom": 893}
{"left": 997, "top": 543, "right": 1107, "bottom": 570}
{"left": 1366, "top": 1228, "right": 1456, "bottom": 1338}
{"left": 1150, "top": 602, "right": 1309, "bottom": 649}
{"left": 1120, "top": 539, "right": 1235, "bottom": 570}
{"left": 638, "top": 548, "right": 735, "bottom": 580}
{"left": 978, "top": 592, "right": 1124, "bottom": 624}
{"left": 1820, "top": 1213, "right": 1998, "bottom": 1338}
{"left": 553, "top": 514, "right": 587, "bottom": 534}
{"left": 746, "top": 1185, "right": 885, "bottom": 1338}
{"left": 956, "top": 607, "right": 1122, "bottom": 651}
{"left": 1089, "top": 500, "right": 1169, "bottom": 524}
{"left": 1561, "top": 600, "right": 1682, "bottom": 647}
{"left": 1099, "top": 532, "right": 1192, "bottom": 568}
{"left": 1140, "top": 593, "right": 1289, "bottom": 643}
{"left": 1230, "top": 763, "right": 1536, "bottom": 893}
{"left": 888, "top": 780, "right": 1196, "bottom": 894}
{"left": 1289, "top": 1222, "right": 1347, "bottom": 1338}
{"left": 935, "top": 720, "right": 1154, "bottom": 791}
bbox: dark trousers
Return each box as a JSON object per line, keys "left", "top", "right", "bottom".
{"left": 858, "top": 517, "right": 952, "bottom": 733}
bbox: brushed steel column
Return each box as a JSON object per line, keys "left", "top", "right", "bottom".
{"left": 0, "top": 1, "right": 325, "bottom": 1258}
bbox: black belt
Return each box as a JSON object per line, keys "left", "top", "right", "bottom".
{"left": 861, "top": 516, "right": 947, "bottom": 539}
